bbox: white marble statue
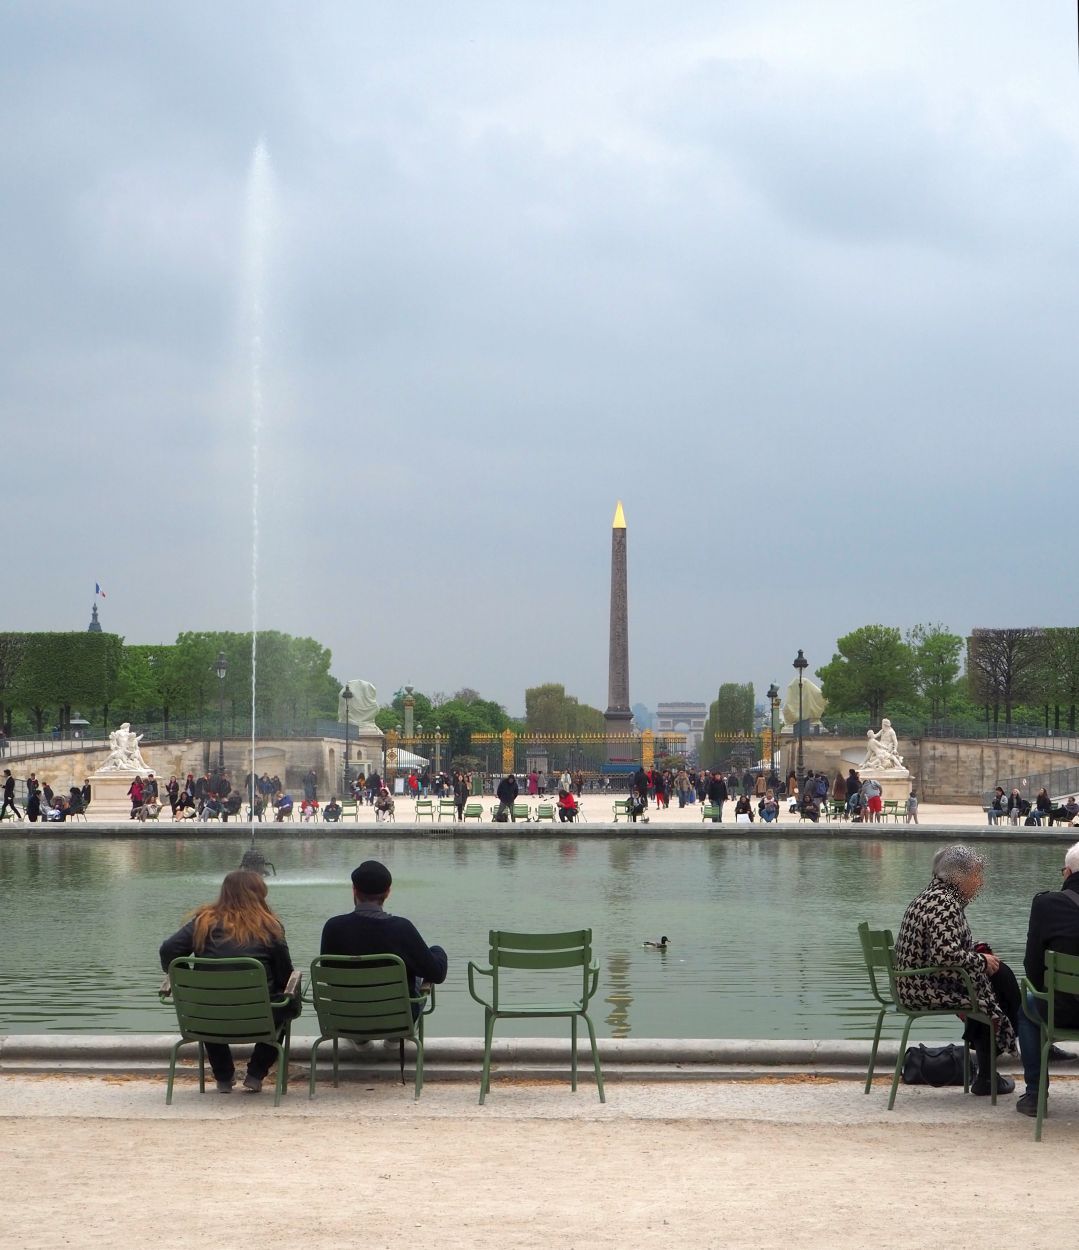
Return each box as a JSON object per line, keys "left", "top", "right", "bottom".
{"left": 339, "top": 679, "right": 380, "bottom": 732}
{"left": 861, "top": 718, "right": 905, "bottom": 771}
{"left": 101, "top": 722, "right": 150, "bottom": 772}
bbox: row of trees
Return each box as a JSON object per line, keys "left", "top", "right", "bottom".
{"left": 698, "top": 683, "right": 754, "bottom": 770}
{"left": 373, "top": 687, "right": 516, "bottom": 763}
{"left": 816, "top": 623, "right": 1079, "bottom": 731}
{"left": 0, "top": 630, "right": 340, "bottom": 735}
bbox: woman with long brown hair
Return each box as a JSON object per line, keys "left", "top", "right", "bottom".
{"left": 159, "top": 870, "right": 295, "bottom": 1094}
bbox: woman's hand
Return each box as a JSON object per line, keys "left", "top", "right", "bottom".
{"left": 982, "top": 952, "right": 1001, "bottom": 975}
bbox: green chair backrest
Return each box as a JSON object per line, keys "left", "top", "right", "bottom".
{"left": 857, "top": 922, "right": 897, "bottom": 1008}
{"left": 487, "top": 929, "right": 594, "bottom": 1011}
{"left": 1045, "top": 951, "right": 1079, "bottom": 1031}
{"left": 168, "top": 956, "right": 280, "bottom": 1045}
{"left": 311, "top": 954, "right": 416, "bottom": 1042}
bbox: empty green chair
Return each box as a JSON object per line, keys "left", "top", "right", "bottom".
{"left": 438, "top": 798, "right": 457, "bottom": 821}
{"left": 512, "top": 801, "right": 531, "bottom": 822}
{"left": 856, "top": 921, "right": 997, "bottom": 1107}
{"left": 1020, "top": 950, "right": 1079, "bottom": 1140}
{"left": 535, "top": 803, "right": 556, "bottom": 823}
{"left": 415, "top": 798, "right": 435, "bottom": 821}
{"left": 161, "top": 956, "right": 293, "bottom": 1107}
{"left": 309, "top": 954, "right": 435, "bottom": 1099}
{"left": 468, "top": 929, "right": 604, "bottom": 1105}
{"left": 612, "top": 798, "right": 630, "bottom": 821}
{"left": 462, "top": 800, "right": 484, "bottom": 821}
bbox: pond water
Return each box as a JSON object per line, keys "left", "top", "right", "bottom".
{"left": 0, "top": 835, "right": 1063, "bottom": 1039}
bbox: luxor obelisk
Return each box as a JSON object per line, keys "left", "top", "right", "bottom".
{"left": 604, "top": 500, "right": 634, "bottom": 759}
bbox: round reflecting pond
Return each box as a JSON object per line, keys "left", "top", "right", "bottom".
{"left": 0, "top": 835, "right": 1061, "bottom": 1038}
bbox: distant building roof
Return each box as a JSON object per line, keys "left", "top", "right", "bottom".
{"left": 87, "top": 603, "right": 102, "bottom": 633}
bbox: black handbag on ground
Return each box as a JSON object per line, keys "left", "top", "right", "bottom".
{"left": 901, "top": 1042, "right": 974, "bottom": 1086}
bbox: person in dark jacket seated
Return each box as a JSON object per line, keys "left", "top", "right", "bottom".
{"left": 222, "top": 791, "right": 243, "bottom": 822}
{"left": 734, "top": 794, "right": 755, "bottom": 822}
{"left": 323, "top": 796, "right": 342, "bottom": 823}
{"left": 320, "top": 860, "right": 448, "bottom": 1016}
{"left": 1048, "top": 797, "right": 1079, "bottom": 827}
{"left": 159, "top": 870, "right": 296, "bottom": 1093}
{"left": 1015, "top": 840, "right": 1079, "bottom": 1116}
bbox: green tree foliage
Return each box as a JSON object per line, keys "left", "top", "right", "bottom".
{"left": 1038, "top": 627, "right": 1079, "bottom": 731}
{"left": 817, "top": 625, "right": 915, "bottom": 724}
{"left": 373, "top": 687, "right": 513, "bottom": 760}
{"left": 966, "top": 627, "right": 1044, "bottom": 725}
{"left": 699, "top": 682, "right": 754, "bottom": 770}
{"left": 525, "top": 683, "right": 605, "bottom": 734}
{"left": 907, "top": 623, "right": 963, "bottom": 721}
{"left": 5, "top": 632, "right": 122, "bottom": 731}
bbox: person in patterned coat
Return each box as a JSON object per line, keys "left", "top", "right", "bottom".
{"left": 894, "top": 845, "right": 1018, "bottom": 1096}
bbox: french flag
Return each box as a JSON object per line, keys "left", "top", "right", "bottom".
{"left": 95, "top": 582, "right": 107, "bottom": 599}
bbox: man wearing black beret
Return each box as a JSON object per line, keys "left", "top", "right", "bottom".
{"left": 320, "top": 859, "right": 448, "bottom": 1009}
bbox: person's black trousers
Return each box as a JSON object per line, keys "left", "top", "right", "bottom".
{"left": 963, "top": 960, "right": 1020, "bottom": 1079}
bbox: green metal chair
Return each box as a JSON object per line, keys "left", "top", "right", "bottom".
{"left": 701, "top": 804, "right": 722, "bottom": 823}
{"left": 161, "top": 956, "right": 293, "bottom": 1107}
{"left": 308, "top": 955, "right": 435, "bottom": 1099}
{"left": 535, "top": 803, "right": 556, "bottom": 823}
{"left": 612, "top": 798, "right": 630, "bottom": 821}
{"left": 437, "top": 798, "right": 457, "bottom": 822}
{"left": 856, "top": 922, "right": 997, "bottom": 1107}
{"left": 415, "top": 798, "right": 436, "bottom": 821}
{"left": 1021, "top": 951, "right": 1079, "bottom": 1140}
{"left": 462, "top": 800, "right": 484, "bottom": 821}
{"left": 467, "top": 929, "right": 605, "bottom": 1105}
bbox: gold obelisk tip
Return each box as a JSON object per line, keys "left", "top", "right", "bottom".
{"left": 612, "top": 500, "right": 626, "bottom": 529}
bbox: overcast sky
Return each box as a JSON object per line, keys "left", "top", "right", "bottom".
{"left": 3, "top": 2, "right": 1077, "bottom": 716}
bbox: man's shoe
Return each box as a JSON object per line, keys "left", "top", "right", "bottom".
{"left": 1048, "top": 1044, "right": 1077, "bottom": 1062}
{"left": 971, "top": 1074, "right": 1015, "bottom": 1096}
{"left": 242, "top": 1074, "right": 263, "bottom": 1093}
{"left": 215, "top": 1078, "right": 235, "bottom": 1093}
{"left": 1016, "top": 1091, "right": 1042, "bottom": 1118}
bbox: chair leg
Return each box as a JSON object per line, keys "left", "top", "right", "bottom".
{"left": 962, "top": 1041, "right": 971, "bottom": 1092}
{"left": 197, "top": 1042, "right": 206, "bottom": 1093}
{"left": 309, "top": 1037, "right": 323, "bottom": 1099}
{"left": 479, "top": 1012, "right": 495, "bottom": 1105}
{"left": 582, "top": 1011, "right": 605, "bottom": 1103}
{"left": 399, "top": 1038, "right": 405, "bottom": 1086}
{"left": 989, "top": 1020, "right": 997, "bottom": 1106}
{"left": 888, "top": 1016, "right": 915, "bottom": 1110}
{"left": 414, "top": 1035, "right": 424, "bottom": 1100}
{"left": 333, "top": 1036, "right": 339, "bottom": 1088}
{"left": 281, "top": 1024, "right": 291, "bottom": 1094}
{"left": 273, "top": 1043, "right": 285, "bottom": 1107}
{"left": 1036, "top": 1037, "right": 1050, "bottom": 1142}
{"left": 571, "top": 1015, "right": 578, "bottom": 1092}
{"left": 865, "top": 1008, "right": 885, "bottom": 1094}
{"left": 165, "top": 1039, "right": 183, "bottom": 1105}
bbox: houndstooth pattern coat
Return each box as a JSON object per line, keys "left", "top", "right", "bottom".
{"left": 893, "top": 877, "right": 1016, "bottom": 1054}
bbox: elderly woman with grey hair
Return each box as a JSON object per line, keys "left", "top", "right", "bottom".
{"left": 894, "top": 845, "right": 1019, "bottom": 1096}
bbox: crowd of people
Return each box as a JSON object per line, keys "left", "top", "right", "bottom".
{"left": 987, "top": 788, "right": 1079, "bottom": 827}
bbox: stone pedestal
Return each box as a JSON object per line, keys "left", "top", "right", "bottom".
{"left": 861, "top": 768, "right": 912, "bottom": 805}
{"left": 87, "top": 771, "right": 142, "bottom": 819}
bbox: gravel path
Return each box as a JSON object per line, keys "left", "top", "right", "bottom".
{"left": 3, "top": 1074, "right": 1076, "bottom": 1248}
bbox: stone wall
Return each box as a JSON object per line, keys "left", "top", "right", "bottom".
{"left": 780, "top": 736, "right": 1079, "bottom": 804}
{"left": 8, "top": 734, "right": 384, "bottom": 798}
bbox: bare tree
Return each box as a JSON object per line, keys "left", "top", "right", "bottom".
{"left": 966, "top": 627, "right": 1045, "bottom": 726}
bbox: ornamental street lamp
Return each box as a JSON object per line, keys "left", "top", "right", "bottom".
{"left": 792, "top": 649, "right": 808, "bottom": 791}
{"left": 342, "top": 684, "right": 354, "bottom": 790}
{"left": 213, "top": 650, "right": 228, "bottom": 771}
{"left": 766, "top": 682, "right": 780, "bottom": 779}
{"left": 434, "top": 725, "right": 442, "bottom": 776}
